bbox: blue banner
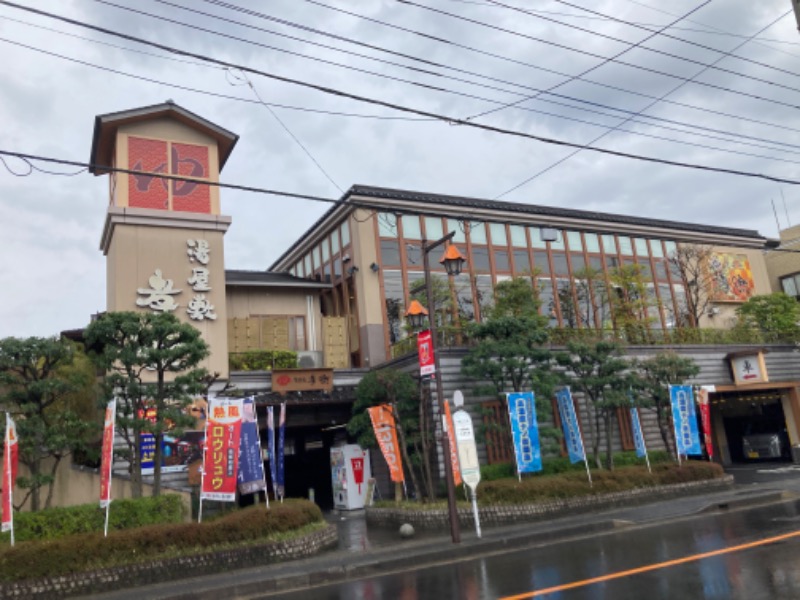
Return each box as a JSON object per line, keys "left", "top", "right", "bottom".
{"left": 275, "top": 403, "right": 286, "bottom": 499}
{"left": 630, "top": 407, "right": 646, "bottom": 458}
{"left": 670, "top": 385, "right": 702, "bottom": 456}
{"left": 506, "top": 392, "right": 542, "bottom": 473}
{"left": 555, "top": 387, "right": 585, "bottom": 464}
{"left": 237, "top": 397, "right": 266, "bottom": 495}
{"left": 267, "top": 406, "right": 277, "bottom": 495}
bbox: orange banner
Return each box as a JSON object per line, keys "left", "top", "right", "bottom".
{"left": 201, "top": 399, "right": 244, "bottom": 502}
{"left": 99, "top": 400, "right": 116, "bottom": 508}
{"left": 2, "top": 414, "right": 18, "bottom": 534}
{"left": 368, "top": 405, "right": 404, "bottom": 483}
{"left": 444, "top": 401, "right": 462, "bottom": 487}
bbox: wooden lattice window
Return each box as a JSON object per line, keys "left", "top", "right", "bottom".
{"left": 481, "top": 401, "right": 513, "bottom": 464}
{"left": 616, "top": 407, "right": 635, "bottom": 451}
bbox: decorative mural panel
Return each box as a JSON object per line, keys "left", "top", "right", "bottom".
{"left": 128, "top": 137, "right": 168, "bottom": 210}
{"left": 171, "top": 143, "right": 210, "bottom": 213}
{"left": 127, "top": 137, "right": 211, "bottom": 213}
{"left": 707, "top": 253, "right": 755, "bottom": 303}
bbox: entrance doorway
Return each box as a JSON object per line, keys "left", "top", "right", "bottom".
{"left": 717, "top": 389, "right": 790, "bottom": 463}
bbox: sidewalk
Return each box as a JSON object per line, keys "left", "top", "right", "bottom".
{"left": 86, "top": 480, "right": 798, "bottom": 600}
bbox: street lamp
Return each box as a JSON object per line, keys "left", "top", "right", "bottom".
{"left": 404, "top": 231, "right": 466, "bottom": 544}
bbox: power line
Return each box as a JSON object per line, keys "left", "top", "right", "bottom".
{"left": 496, "top": 3, "right": 790, "bottom": 198}
{"left": 3, "top": 2, "right": 800, "bottom": 186}
{"left": 395, "top": 0, "right": 800, "bottom": 110}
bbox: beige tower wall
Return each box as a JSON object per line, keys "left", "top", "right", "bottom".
{"left": 101, "top": 207, "right": 231, "bottom": 378}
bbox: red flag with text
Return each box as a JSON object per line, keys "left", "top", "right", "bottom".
{"left": 697, "top": 387, "right": 713, "bottom": 459}
{"left": 201, "top": 399, "right": 244, "bottom": 502}
{"left": 417, "top": 330, "right": 435, "bottom": 376}
{"left": 368, "top": 405, "right": 404, "bottom": 483}
{"left": 444, "top": 400, "right": 462, "bottom": 486}
{"left": 2, "top": 414, "right": 18, "bottom": 533}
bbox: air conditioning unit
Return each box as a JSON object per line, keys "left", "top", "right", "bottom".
{"left": 296, "top": 350, "right": 324, "bottom": 368}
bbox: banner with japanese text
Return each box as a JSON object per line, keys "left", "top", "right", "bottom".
{"left": 670, "top": 385, "right": 702, "bottom": 456}
{"left": 697, "top": 387, "right": 714, "bottom": 458}
{"left": 267, "top": 406, "right": 276, "bottom": 496}
{"left": 555, "top": 387, "right": 585, "bottom": 465}
{"left": 237, "top": 397, "right": 266, "bottom": 496}
{"left": 276, "top": 403, "right": 286, "bottom": 499}
{"left": 506, "top": 392, "right": 542, "bottom": 473}
{"left": 368, "top": 405, "right": 404, "bottom": 483}
{"left": 631, "top": 407, "right": 647, "bottom": 459}
{"left": 100, "top": 400, "right": 116, "bottom": 508}
{"left": 443, "top": 400, "right": 462, "bottom": 486}
{"left": 2, "top": 414, "right": 18, "bottom": 533}
{"left": 417, "top": 329, "right": 435, "bottom": 376}
{"left": 201, "top": 398, "right": 243, "bottom": 502}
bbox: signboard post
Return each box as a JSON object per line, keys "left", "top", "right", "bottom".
{"left": 452, "top": 390, "right": 481, "bottom": 539}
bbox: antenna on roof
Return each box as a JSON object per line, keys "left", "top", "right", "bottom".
{"left": 771, "top": 198, "right": 782, "bottom": 233}
{"left": 781, "top": 189, "right": 791, "bottom": 227}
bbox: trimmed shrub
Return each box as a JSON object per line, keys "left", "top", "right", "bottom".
{"left": 0, "top": 500, "right": 323, "bottom": 582}
{"left": 0, "top": 495, "right": 185, "bottom": 544}
{"left": 229, "top": 350, "right": 297, "bottom": 371}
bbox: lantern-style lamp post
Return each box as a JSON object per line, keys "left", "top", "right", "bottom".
{"left": 404, "top": 231, "right": 466, "bottom": 544}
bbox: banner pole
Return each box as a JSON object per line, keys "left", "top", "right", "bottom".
{"left": 198, "top": 398, "right": 212, "bottom": 524}
{"left": 470, "top": 487, "right": 482, "bottom": 539}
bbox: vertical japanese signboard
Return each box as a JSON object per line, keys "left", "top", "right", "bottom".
{"left": 670, "top": 385, "right": 701, "bottom": 457}
{"left": 443, "top": 400, "right": 462, "bottom": 486}
{"left": 555, "top": 387, "right": 585, "bottom": 465}
{"left": 237, "top": 397, "right": 266, "bottom": 496}
{"left": 417, "top": 329, "right": 435, "bottom": 376}
{"left": 201, "top": 398, "right": 244, "bottom": 502}
{"left": 100, "top": 399, "right": 116, "bottom": 509}
{"left": 506, "top": 392, "right": 542, "bottom": 474}
{"left": 697, "top": 386, "right": 714, "bottom": 459}
{"left": 368, "top": 405, "right": 404, "bottom": 483}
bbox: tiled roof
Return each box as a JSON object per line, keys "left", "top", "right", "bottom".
{"left": 225, "top": 270, "right": 331, "bottom": 288}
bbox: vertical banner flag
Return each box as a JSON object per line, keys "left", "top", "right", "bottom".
{"left": 237, "top": 397, "right": 266, "bottom": 495}
{"left": 99, "top": 399, "right": 116, "bottom": 508}
{"left": 443, "top": 400, "right": 462, "bottom": 486}
{"left": 267, "top": 406, "right": 277, "bottom": 497}
{"left": 368, "top": 405, "right": 404, "bottom": 482}
{"left": 201, "top": 398, "right": 244, "bottom": 502}
{"left": 697, "top": 386, "right": 714, "bottom": 459}
{"left": 670, "top": 385, "right": 702, "bottom": 456}
{"left": 506, "top": 392, "right": 542, "bottom": 473}
{"left": 276, "top": 403, "right": 286, "bottom": 499}
{"left": 417, "top": 329, "right": 435, "bottom": 376}
{"left": 555, "top": 387, "right": 585, "bottom": 464}
{"left": 630, "top": 406, "right": 647, "bottom": 459}
{"left": 2, "top": 414, "right": 18, "bottom": 534}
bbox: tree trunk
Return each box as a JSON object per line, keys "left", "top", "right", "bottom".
{"left": 129, "top": 428, "right": 143, "bottom": 499}
{"left": 591, "top": 406, "right": 602, "bottom": 470}
{"left": 392, "top": 404, "right": 421, "bottom": 503}
{"left": 30, "top": 460, "right": 41, "bottom": 512}
{"left": 152, "top": 430, "right": 163, "bottom": 497}
{"left": 44, "top": 456, "right": 63, "bottom": 509}
{"left": 655, "top": 404, "right": 676, "bottom": 460}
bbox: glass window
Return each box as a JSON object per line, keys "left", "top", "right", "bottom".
{"left": 552, "top": 252, "right": 569, "bottom": 275}
{"left": 537, "top": 279, "right": 558, "bottom": 327}
{"left": 509, "top": 225, "right": 527, "bottom": 248}
{"left": 380, "top": 240, "right": 401, "bottom": 266}
{"left": 654, "top": 260, "right": 668, "bottom": 281}
{"left": 331, "top": 229, "right": 340, "bottom": 255}
{"left": 469, "top": 222, "right": 487, "bottom": 245}
{"left": 781, "top": 274, "right": 800, "bottom": 297}
{"left": 570, "top": 253, "right": 586, "bottom": 272}
{"left": 531, "top": 227, "right": 547, "bottom": 249}
{"left": 383, "top": 270, "right": 404, "bottom": 344}
{"left": 601, "top": 234, "right": 616, "bottom": 254}
{"left": 340, "top": 221, "right": 350, "bottom": 247}
{"left": 650, "top": 239, "right": 664, "bottom": 258}
{"left": 454, "top": 278, "right": 475, "bottom": 322}
{"left": 584, "top": 233, "right": 600, "bottom": 253}
{"left": 424, "top": 216, "right": 443, "bottom": 241}
{"left": 402, "top": 215, "right": 421, "bottom": 240}
{"left": 638, "top": 261, "right": 652, "bottom": 280}
{"left": 471, "top": 247, "right": 490, "bottom": 272}
{"left": 446, "top": 219, "right": 467, "bottom": 244}
{"left": 618, "top": 237, "right": 634, "bottom": 256}
{"left": 513, "top": 249, "right": 531, "bottom": 274}
{"left": 588, "top": 256, "right": 603, "bottom": 271}
{"left": 378, "top": 213, "right": 397, "bottom": 237}
{"left": 289, "top": 316, "right": 307, "bottom": 351}
{"left": 566, "top": 231, "right": 583, "bottom": 252}
{"left": 494, "top": 250, "right": 510, "bottom": 272}
{"left": 475, "top": 274, "right": 494, "bottom": 320}
{"left": 407, "top": 272, "right": 426, "bottom": 299}
{"left": 405, "top": 242, "right": 422, "bottom": 267}
{"left": 534, "top": 252, "right": 551, "bottom": 275}
{"left": 549, "top": 231, "right": 565, "bottom": 251}
{"left": 313, "top": 246, "right": 322, "bottom": 272}
{"left": 634, "top": 238, "right": 649, "bottom": 257}
{"left": 605, "top": 255, "right": 620, "bottom": 270}
{"left": 303, "top": 254, "right": 311, "bottom": 277}
{"left": 333, "top": 257, "right": 342, "bottom": 279}
{"left": 664, "top": 241, "right": 677, "bottom": 257}
{"left": 321, "top": 238, "right": 330, "bottom": 262}
{"left": 489, "top": 223, "right": 507, "bottom": 246}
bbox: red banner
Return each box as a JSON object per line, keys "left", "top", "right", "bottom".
{"left": 201, "top": 399, "right": 244, "bottom": 502}
{"left": 443, "top": 400, "right": 462, "bottom": 486}
{"left": 697, "top": 387, "right": 713, "bottom": 459}
{"left": 417, "top": 329, "right": 435, "bottom": 376}
{"left": 99, "top": 400, "right": 116, "bottom": 508}
{"left": 2, "top": 414, "right": 18, "bottom": 533}
{"left": 368, "top": 405, "right": 404, "bottom": 483}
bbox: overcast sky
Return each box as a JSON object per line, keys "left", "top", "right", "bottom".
{"left": 1, "top": 0, "right": 799, "bottom": 338}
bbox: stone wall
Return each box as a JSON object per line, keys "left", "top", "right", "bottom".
{"left": 0, "top": 524, "right": 338, "bottom": 600}
{"left": 366, "top": 475, "right": 734, "bottom": 530}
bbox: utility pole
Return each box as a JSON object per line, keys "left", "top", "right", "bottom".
{"left": 793, "top": 0, "right": 800, "bottom": 32}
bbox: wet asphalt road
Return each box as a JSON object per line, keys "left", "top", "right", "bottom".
{"left": 261, "top": 498, "right": 800, "bottom": 600}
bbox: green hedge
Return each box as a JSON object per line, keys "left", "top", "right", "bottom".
{"left": 0, "top": 495, "right": 184, "bottom": 544}
{"left": 0, "top": 500, "right": 323, "bottom": 582}
{"left": 477, "top": 461, "right": 724, "bottom": 504}
{"left": 480, "top": 451, "right": 672, "bottom": 481}
{"left": 229, "top": 350, "right": 298, "bottom": 371}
